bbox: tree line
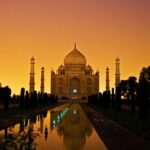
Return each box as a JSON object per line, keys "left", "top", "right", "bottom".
{"left": 88, "top": 66, "right": 150, "bottom": 120}
{"left": 0, "top": 87, "right": 58, "bottom": 110}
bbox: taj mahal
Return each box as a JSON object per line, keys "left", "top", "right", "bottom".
{"left": 51, "top": 44, "right": 99, "bottom": 100}
{"left": 29, "top": 44, "right": 120, "bottom": 101}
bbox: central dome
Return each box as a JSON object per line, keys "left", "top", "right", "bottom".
{"left": 64, "top": 44, "right": 86, "bottom": 66}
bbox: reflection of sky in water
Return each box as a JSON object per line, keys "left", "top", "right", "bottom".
{"left": 0, "top": 103, "right": 107, "bottom": 150}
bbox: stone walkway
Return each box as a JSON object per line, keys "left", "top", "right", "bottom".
{"left": 81, "top": 104, "right": 150, "bottom": 150}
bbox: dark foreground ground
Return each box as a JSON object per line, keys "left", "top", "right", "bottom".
{"left": 81, "top": 104, "right": 150, "bottom": 150}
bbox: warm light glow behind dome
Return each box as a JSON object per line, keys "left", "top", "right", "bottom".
{"left": 64, "top": 45, "right": 86, "bottom": 66}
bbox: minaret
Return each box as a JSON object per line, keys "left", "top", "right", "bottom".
{"left": 115, "top": 57, "right": 120, "bottom": 88}
{"left": 41, "top": 67, "right": 44, "bottom": 94}
{"left": 106, "top": 67, "right": 110, "bottom": 91}
{"left": 29, "top": 56, "right": 35, "bottom": 93}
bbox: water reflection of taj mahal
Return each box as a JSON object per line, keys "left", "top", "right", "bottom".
{"left": 51, "top": 44, "right": 99, "bottom": 100}
{"left": 50, "top": 104, "right": 93, "bottom": 149}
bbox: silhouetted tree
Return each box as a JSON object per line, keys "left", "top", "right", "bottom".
{"left": 139, "top": 66, "right": 150, "bottom": 81}
{"left": 30, "top": 91, "right": 38, "bottom": 107}
{"left": 33, "top": 91, "right": 38, "bottom": 106}
{"left": 98, "top": 92, "right": 103, "bottom": 106}
{"left": 138, "top": 66, "right": 150, "bottom": 120}
{"left": 102, "top": 91, "right": 107, "bottom": 107}
{"left": 119, "top": 80, "right": 128, "bottom": 100}
{"left": 37, "top": 92, "right": 42, "bottom": 105}
{"left": 102, "top": 91, "right": 110, "bottom": 108}
{"left": 25, "top": 91, "right": 29, "bottom": 108}
{"left": 20, "top": 88, "right": 25, "bottom": 109}
{"left": 0, "top": 86, "right": 11, "bottom": 110}
{"left": 128, "top": 77, "right": 138, "bottom": 112}
{"left": 12, "top": 94, "right": 17, "bottom": 104}
{"left": 43, "top": 93, "right": 48, "bottom": 104}
{"left": 119, "top": 77, "right": 138, "bottom": 112}
{"left": 115, "top": 86, "right": 121, "bottom": 112}
{"left": 107, "top": 90, "right": 111, "bottom": 108}
{"left": 30, "top": 93, "right": 34, "bottom": 107}
{"left": 4, "top": 86, "right": 11, "bottom": 110}
{"left": 111, "top": 88, "right": 115, "bottom": 108}
{"left": 139, "top": 79, "right": 149, "bottom": 120}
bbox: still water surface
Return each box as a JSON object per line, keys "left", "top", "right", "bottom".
{"left": 0, "top": 103, "right": 107, "bottom": 150}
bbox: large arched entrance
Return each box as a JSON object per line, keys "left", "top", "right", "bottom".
{"left": 69, "top": 77, "right": 80, "bottom": 99}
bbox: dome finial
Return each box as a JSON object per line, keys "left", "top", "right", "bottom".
{"left": 74, "top": 42, "right": 76, "bottom": 49}
{"left": 64, "top": 44, "right": 86, "bottom": 66}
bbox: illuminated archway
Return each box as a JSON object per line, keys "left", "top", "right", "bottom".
{"left": 69, "top": 77, "right": 80, "bottom": 99}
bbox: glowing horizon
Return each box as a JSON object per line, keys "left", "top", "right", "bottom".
{"left": 0, "top": 0, "right": 150, "bottom": 95}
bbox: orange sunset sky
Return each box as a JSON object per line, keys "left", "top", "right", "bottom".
{"left": 0, "top": 0, "right": 150, "bottom": 95}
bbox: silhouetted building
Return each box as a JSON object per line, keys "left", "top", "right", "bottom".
{"left": 29, "top": 56, "right": 35, "bottom": 93}
{"left": 41, "top": 67, "right": 45, "bottom": 94}
{"left": 106, "top": 67, "right": 110, "bottom": 91}
{"left": 51, "top": 44, "right": 99, "bottom": 100}
{"left": 115, "top": 57, "right": 120, "bottom": 88}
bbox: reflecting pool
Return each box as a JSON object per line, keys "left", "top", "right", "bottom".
{"left": 0, "top": 103, "right": 107, "bottom": 150}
